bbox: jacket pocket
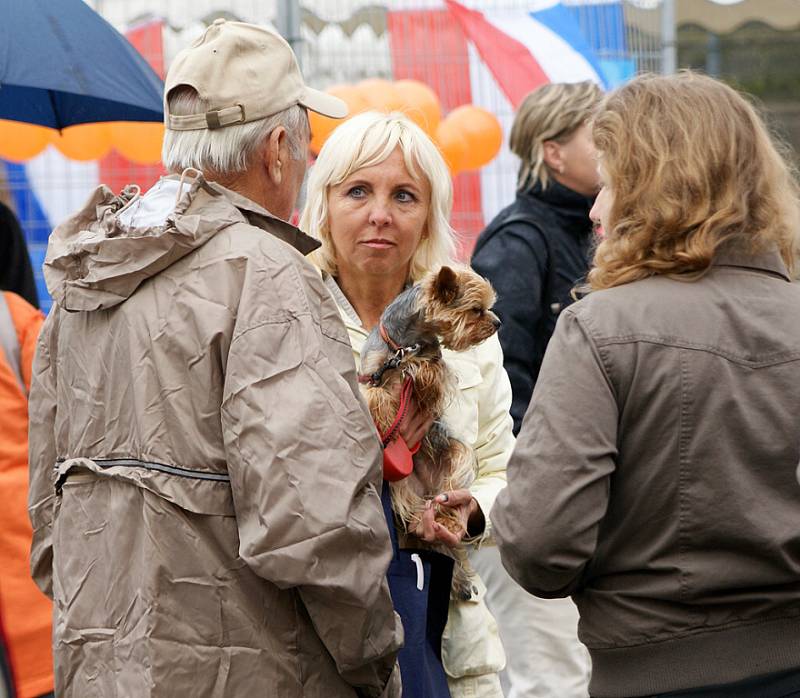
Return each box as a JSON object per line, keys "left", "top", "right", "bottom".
{"left": 441, "top": 574, "right": 506, "bottom": 678}
{"left": 387, "top": 551, "right": 432, "bottom": 652}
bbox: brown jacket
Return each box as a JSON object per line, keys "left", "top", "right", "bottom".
{"left": 28, "top": 175, "right": 402, "bottom": 697}
{"left": 492, "top": 246, "right": 800, "bottom": 697}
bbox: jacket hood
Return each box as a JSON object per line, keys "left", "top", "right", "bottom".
{"left": 44, "top": 173, "right": 319, "bottom": 312}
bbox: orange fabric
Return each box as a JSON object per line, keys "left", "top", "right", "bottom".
{"left": 0, "top": 292, "right": 52, "bottom": 698}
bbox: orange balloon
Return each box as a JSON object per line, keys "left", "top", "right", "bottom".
{"left": 111, "top": 122, "right": 165, "bottom": 164}
{"left": 394, "top": 79, "right": 441, "bottom": 135}
{"left": 435, "top": 119, "right": 467, "bottom": 174}
{"left": 356, "top": 79, "right": 404, "bottom": 113}
{"left": 54, "top": 123, "right": 113, "bottom": 161}
{"left": 443, "top": 105, "right": 503, "bottom": 170}
{"left": 331, "top": 83, "right": 370, "bottom": 115}
{"left": 309, "top": 84, "right": 370, "bottom": 155}
{"left": 0, "top": 120, "right": 53, "bottom": 161}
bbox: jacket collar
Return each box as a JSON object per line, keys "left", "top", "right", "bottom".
{"left": 204, "top": 180, "right": 321, "bottom": 257}
{"left": 520, "top": 179, "right": 595, "bottom": 239}
{"left": 323, "top": 273, "right": 364, "bottom": 329}
{"left": 713, "top": 243, "right": 791, "bottom": 282}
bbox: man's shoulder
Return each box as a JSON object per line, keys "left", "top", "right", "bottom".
{"left": 196, "top": 217, "right": 314, "bottom": 284}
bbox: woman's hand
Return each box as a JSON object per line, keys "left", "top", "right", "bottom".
{"left": 395, "top": 388, "right": 434, "bottom": 449}
{"left": 412, "top": 489, "right": 483, "bottom": 548}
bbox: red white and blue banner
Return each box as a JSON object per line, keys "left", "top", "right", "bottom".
{"left": 445, "top": 0, "right": 609, "bottom": 105}
{"left": 388, "top": 0, "right": 631, "bottom": 252}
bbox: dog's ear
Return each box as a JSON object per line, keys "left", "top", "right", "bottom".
{"left": 432, "top": 266, "right": 459, "bottom": 304}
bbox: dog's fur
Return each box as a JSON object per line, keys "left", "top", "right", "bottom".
{"left": 360, "top": 265, "right": 500, "bottom": 598}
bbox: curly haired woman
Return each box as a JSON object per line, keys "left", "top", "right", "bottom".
{"left": 493, "top": 72, "right": 800, "bottom": 698}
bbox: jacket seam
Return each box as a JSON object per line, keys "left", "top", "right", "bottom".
{"left": 677, "top": 350, "right": 692, "bottom": 600}
{"left": 594, "top": 335, "right": 800, "bottom": 368}
{"left": 586, "top": 608, "right": 800, "bottom": 650}
{"left": 55, "top": 457, "right": 231, "bottom": 482}
{"left": 290, "top": 592, "right": 305, "bottom": 689}
{"left": 229, "top": 243, "right": 314, "bottom": 343}
{"left": 230, "top": 312, "right": 304, "bottom": 344}
{"left": 571, "top": 309, "right": 618, "bottom": 403}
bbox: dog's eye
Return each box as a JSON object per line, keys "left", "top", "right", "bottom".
{"left": 472, "top": 307, "right": 483, "bottom": 315}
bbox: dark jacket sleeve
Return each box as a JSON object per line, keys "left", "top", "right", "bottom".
{"left": 472, "top": 221, "right": 548, "bottom": 435}
{"left": 490, "top": 307, "right": 618, "bottom": 598}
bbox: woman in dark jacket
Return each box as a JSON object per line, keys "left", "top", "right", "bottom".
{"left": 472, "top": 81, "right": 601, "bottom": 436}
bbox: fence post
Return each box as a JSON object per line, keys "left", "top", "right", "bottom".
{"left": 276, "top": 0, "right": 303, "bottom": 69}
{"left": 660, "top": 0, "right": 677, "bottom": 74}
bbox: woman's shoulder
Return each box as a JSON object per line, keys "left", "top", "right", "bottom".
{"left": 571, "top": 274, "right": 691, "bottom": 320}
{"left": 442, "top": 333, "right": 503, "bottom": 390}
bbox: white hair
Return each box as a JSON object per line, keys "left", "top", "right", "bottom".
{"left": 299, "top": 111, "right": 457, "bottom": 282}
{"left": 162, "top": 87, "right": 309, "bottom": 176}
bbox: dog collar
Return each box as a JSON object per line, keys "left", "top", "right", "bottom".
{"left": 357, "top": 323, "right": 422, "bottom": 386}
{"left": 379, "top": 322, "right": 402, "bottom": 351}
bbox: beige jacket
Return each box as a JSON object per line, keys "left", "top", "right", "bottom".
{"left": 28, "top": 176, "right": 403, "bottom": 697}
{"left": 493, "top": 246, "right": 800, "bottom": 697}
{"left": 324, "top": 275, "right": 513, "bottom": 680}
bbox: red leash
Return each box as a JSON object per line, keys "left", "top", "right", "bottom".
{"left": 381, "top": 375, "right": 422, "bottom": 452}
{"left": 380, "top": 374, "right": 421, "bottom": 482}
{"left": 381, "top": 375, "right": 413, "bottom": 446}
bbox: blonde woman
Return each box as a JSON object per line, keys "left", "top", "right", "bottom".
{"left": 301, "top": 111, "right": 513, "bottom": 698}
{"left": 493, "top": 72, "right": 800, "bottom": 698}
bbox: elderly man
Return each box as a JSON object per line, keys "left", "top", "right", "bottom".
{"left": 27, "top": 20, "right": 402, "bottom": 698}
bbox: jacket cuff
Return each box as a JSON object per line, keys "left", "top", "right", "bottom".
{"left": 469, "top": 484, "right": 502, "bottom": 546}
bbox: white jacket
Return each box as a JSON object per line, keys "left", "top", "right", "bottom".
{"left": 324, "top": 274, "right": 515, "bottom": 681}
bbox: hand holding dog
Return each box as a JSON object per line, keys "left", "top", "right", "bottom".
{"left": 395, "top": 385, "right": 434, "bottom": 449}
{"left": 413, "top": 490, "right": 483, "bottom": 547}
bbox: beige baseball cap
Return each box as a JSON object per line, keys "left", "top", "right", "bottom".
{"left": 164, "top": 19, "right": 347, "bottom": 131}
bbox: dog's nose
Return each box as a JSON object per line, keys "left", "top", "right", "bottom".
{"left": 492, "top": 317, "right": 502, "bottom": 329}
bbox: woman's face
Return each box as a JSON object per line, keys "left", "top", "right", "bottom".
{"left": 550, "top": 122, "right": 601, "bottom": 197}
{"left": 327, "top": 148, "right": 431, "bottom": 283}
{"left": 589, "top": 163, "right": 613, "bottom": 235}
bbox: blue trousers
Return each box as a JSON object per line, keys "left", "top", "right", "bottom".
{"left": 382, "top": 484, "right": 453, "bottom": 698}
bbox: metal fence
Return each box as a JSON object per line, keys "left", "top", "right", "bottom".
{"left": 4, "top": 0, "right": 665, "bottom": 311}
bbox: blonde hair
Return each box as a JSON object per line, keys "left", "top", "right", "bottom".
{"left": 510, "top": 81, "right": 602, "bottom": 191}
{"left": 162, "top": 86, "right": 309, "bottom": 176}
{"left": 300, "top": 111, "right": 457, "bottom": 282}
{"left": 589, "top": 71, "right": 800, "bottom": 290}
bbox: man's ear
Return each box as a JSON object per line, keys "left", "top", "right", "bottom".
{"left": 265, "top": 126, "right": 287, "bottom": 185}
{"left": 433, "top": 266, "right": 459, "bottom": 304}
{"left": 543, "top": 139, "right": 564, "bottom": 174}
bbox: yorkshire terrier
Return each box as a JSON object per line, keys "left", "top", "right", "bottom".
{"left": 359, "top": 265, "right": 500, "bottom": 598}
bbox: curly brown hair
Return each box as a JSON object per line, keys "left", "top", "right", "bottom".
{"left": 588, "top": 71, "right": 800, "bottom": 290}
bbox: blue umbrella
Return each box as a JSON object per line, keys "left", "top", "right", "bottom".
{"left": 0, "top": 0, "right": 164, "bottom": 129}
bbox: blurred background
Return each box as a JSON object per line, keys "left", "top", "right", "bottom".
{"left": 2, "top": 0, "right": 799, "bottom": 312}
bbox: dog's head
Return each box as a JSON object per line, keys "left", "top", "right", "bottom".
{"left": 419, "top": 266, "right": 500, "bottom": 352}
